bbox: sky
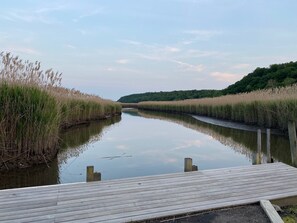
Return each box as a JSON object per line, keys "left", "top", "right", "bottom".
{"left": 1, "top": 0, "right": 297, "bottom": 100}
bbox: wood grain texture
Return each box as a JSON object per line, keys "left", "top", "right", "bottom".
{"left": 0, "top": 162, "right": 296, "bottom": 222}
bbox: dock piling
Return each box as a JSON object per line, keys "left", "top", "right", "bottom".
{"left": 266, "top": 129, "right": 272, "bottom": 163}
{"left": 86, "top": 166, "right": 101, "bottom": 182}
{"left": 86, "top": 166, "right": 94, "bottom": 182}
{"left": 288, "top": 121, "right": 297, "bottom": 167}
{"left": 257, "top": 129, "right": 262, "bottom": 164}
{"left": 184, "top": 158, "right": 193, "bottom": 172}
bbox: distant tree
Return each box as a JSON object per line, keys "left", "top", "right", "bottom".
{"left": 118, "top": 61, "right": 297, "bottom": 103}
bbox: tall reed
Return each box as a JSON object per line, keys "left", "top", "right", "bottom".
{"left": 0, "top": 52, "right": 121, "bottom": 170}
{"left": 138, "top": 86, "right": 297, "bottom": 131}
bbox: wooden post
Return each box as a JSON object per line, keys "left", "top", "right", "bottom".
{"left": 86, "top": 166, "right": 94, "bottom": 182}
{"left": 192, "top": 165, "right": 198, "bottom": 171}
{"left": 184, "top": 158, "right": 192, "bottom": 172}
{"left": 257, "top": 129, "right": 262, "bottom": 164}
{"left": 93, "top": 172, "right": 101, "bottom": 181}
{"left": 266, "top": 129, "right": 271, "bottom": 163}
{"left": 288, "top": 121, "right": 297, "bottom": 167}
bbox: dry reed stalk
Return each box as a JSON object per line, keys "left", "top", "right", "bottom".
{"left": 139, "top": 85, "right": 297, "bottom": 131}
{"left": 0, "top": 52, "right": 121, "bottom": 170}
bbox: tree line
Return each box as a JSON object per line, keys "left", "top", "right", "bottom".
{"left": 118, "top": 61, "right": 297, "bottom": 103}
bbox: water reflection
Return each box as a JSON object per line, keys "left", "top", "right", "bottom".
{"left": 58, "top": 116, "right": 121, "bottom": 165}
{"left": 0, "top": 159, "right": 59, "bottom": 190}
{"left": 0, "top": 109, "right": 293, "bottom": 190}
{"left": 0, "top": 116, "right": 121, "bottom": 189}
{"left": 127, "top": 109, "right": 292, "bottom": 166}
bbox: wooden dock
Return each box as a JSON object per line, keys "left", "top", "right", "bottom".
{"left": 1, "top": 162, "right": 297, "bottom": 223}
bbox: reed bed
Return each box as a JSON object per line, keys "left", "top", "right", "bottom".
{"left": 0, "top": 52, "right": 121, "bottom": 170}
{"left": 139, "top": 86, "right": 297, "bottom": 131}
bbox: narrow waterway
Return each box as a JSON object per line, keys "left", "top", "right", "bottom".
{"left": 0, "top": 109, "right": 292, "bottom": 189}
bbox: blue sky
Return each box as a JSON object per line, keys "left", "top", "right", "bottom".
{"left": 1, "top": 0, "right": 297, "bottom": 100}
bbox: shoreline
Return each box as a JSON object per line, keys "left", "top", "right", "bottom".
{"left": 0, "top": 113, "right": 122, "bottom": 172}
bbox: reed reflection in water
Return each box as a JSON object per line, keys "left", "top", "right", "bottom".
{"left": 0, "top": 116, "right": 121, "bottom": 189}
{"left": 0, "top": 109, "right": 292, "bottom": 190}
{"left": 134, "top": 109, "right": 292, "bottom": 166}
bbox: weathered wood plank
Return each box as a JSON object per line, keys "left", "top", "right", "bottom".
{"left": 0, "top": 162, "right": 296, "bottom": 223}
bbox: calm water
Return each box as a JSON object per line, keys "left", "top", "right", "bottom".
{"left": 0, "top": 109, "right": 292, "bottom": 189}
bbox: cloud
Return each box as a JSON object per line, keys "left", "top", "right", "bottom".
{"left": 0, "top": 15, "right": 15, "bottom": 22}
{"left": 0, "top": 7, "right": 61, "bottom": 24}
{"left": 64, "top": 44, "right": 76, "bottom": 49}
{"left": 34, "top": 5, "right": 67, "bottom": 14}
{"left": 116, "top": 59, "right": 130, "bottom": 64}
{"left": 165, "top": 47, "right": 180, "bottom": 53}
{"left": 186, "top": 49, "right": 226, "bottom": 58}
{"left": 232, "top": 63, "right": 250, "bottom": 69}
{"left": 210, "top": 72, "right": 243, "bottom": 83}
{"left": 181, "top": 40, "right": 193, "bottom": 45}
{"left": 172, "top": 60, "right": 204, "bottom": 72}
{"left": 0, "top": 32, "right": 9, "bottom": 41}
{"left": 184, "top": 29, "right": 221, "bottom": 40}
{"left": 104, "top": 67, "right": 116, "bottom": 72}
{"left": 136, "top": 53, "right": 163, "bottom": 61}
{"left": 4, "top": 47, "right": 41, "bottom": 56}
{"left": 73, "top": 9, "right": 104, "bottom": 22}
{"left": 120, "top": 39, "right": 142, "bottom": 46}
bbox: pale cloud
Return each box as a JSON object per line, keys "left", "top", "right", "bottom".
{"left": 172, "top": 60, "right": 204, "bottom": 72}
{"left": 120, "top": 39, "right": 142, "bottom": 46}
{"left": 34, "top": 5, "right": 67, "bottom": 14}
{"left": 77, "top": 29, "right": 88, "bottom": 35}
{"left": 165, "top": 47, "right": 180, "bottom": 53}
{"left": 186, "top": 49, "right": 227, "bottom": 58}
{"left": 0, "top": 32, "right": 9, "bottom": 41}
{"left": 137, "top": 53, "right": 204, "bottom": 73}
{"left": 0, "top": 15, "right": 15, "bottom": 22}
{"left": 232, "top": 63, "right": 251, "bottom": 69}
{"left": 210, "top": 72, "right": 243, "bottom": 83}
{"left": 4, "top": 47, "right": 41, "bottom": 56}
{"left": 116, "top": 59, "right": 130, "bottom": 64}
{"left": 104, "top": 67, "right": 116, "bottom": 72}
{"left": 102, "top": 67, "right": 148, "bottom": 75}
{"left": 181, "top": 40, "right": 193, "bottom": 45}
{"left": 136, "top": 53, "right": 163, "bottom": 61}
{"left": 65, "top": 44, "right": 76, "bottom": 49}
{"left": 2, "top": 9, "right": 59, "bottom": 24}
{"left": 73, "top": 9, "right": 104, "bottom": 22}
{"left": 184, "top": 29, "right": 221, "bottom": 40}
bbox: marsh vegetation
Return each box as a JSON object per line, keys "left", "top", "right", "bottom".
{"left": 138, "top": 85, "right": 297, "bottom": 131}
{"left": 0, "top": 52, "right": 121, "bottom": 171}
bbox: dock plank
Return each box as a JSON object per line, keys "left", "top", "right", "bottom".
{"left": 0, "top": 162, "right": 296, "bottom": 222}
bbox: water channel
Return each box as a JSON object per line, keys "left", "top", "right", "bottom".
{"left": 0, "top": 109, "right": 292, "bottom": 190}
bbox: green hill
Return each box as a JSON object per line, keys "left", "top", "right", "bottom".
{"left": 222, "top": 61, "right": 297, "bottom": 95}
{"left": 118, "top": 61, "right": 297, "bottom": 103}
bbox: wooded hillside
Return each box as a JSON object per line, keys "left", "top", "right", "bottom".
{"left": 118, "top": 61, "right": 297, "bottom": 103}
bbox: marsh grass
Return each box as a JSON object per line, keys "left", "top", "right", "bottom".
{"left": 139, "top": 86, "right": 297, "bottom": 131}
{"left": 0, "top": 52, "right": 121, "bottom": 170}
